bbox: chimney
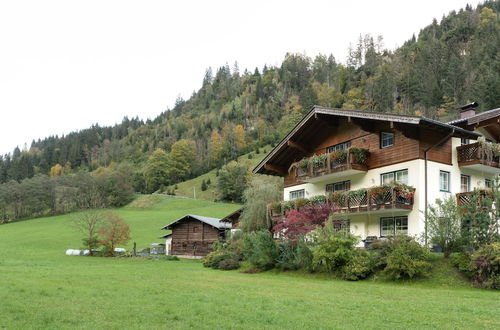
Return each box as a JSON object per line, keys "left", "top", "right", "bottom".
{"left": 459, "top": 102, "right": 478, "bottom": 119}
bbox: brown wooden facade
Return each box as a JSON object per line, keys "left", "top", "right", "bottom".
{"left": 164, "top": 216, "right": 227, "bottom": 257}
{"left": 254, "top": 107, "right": 479, "bottom": 187}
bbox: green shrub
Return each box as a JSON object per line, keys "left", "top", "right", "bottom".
{"left": 342, "top": 250, "right": 374, "bottom": 281}
{"left": 161, "top": 255, "right": 180, "bottom": 261}
{"left": 310, "top": 224, "right": 358, "bottom": 273}
{"left": 373, "top": 236, "right": 431, "bottom": 280}
{"left": 470, "top": 243, "right": 500, "bottom": 289}
{"left": 218, "top": 258, "right": 240, "bottom": 270}
{"left": 294, "top": 238, "right": 313, "bottom": 271}
{"left": 450, "top": 252, "right": 472, "bottom": 275}
{"left": 276, "top": 241, "right": 297, "bottom": 271}
{"left": 243, "top": 230, "right": 278, "bottom": 271}
{"left": 202, "top": 251, "right": 234, "bottom": 269}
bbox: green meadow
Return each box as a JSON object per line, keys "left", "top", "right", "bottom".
{"left": 0, "top": 196, "right": 498, "bottom": 329}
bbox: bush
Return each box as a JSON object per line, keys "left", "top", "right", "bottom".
{"left": 309, "top": 224, "right": 358, "bottom": 273}
{"left": 294, "top": 238, "right": 313, "bottom": 271}
{"left": 243, "top": 230, "right": 278, "bottom": 271}
{"left": 342, "top": 250, "right": 374, "bottom": 281}
{"left": 470, "top": 243, "right": 500, "bottom": 289}
{"left": 276, "top": 241, "right": 297, "bottom": 271}
{"left": 218, "top": 258, "right": 240, "bottom": 270}
{"left": 450, "top": 252, "right": 472, "bottom": 275}
{"left": 161, "top": 255, "right": 180, "bottom": 261}
{"left": 373, "top": 236, "right": 431, "bottom": 280}
{"left": 202, "top": 251, "right": 233, "bottom": 269}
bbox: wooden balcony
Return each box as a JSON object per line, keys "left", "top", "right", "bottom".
{"left": 291, "top": 148, "right": 369, "bottom": 183}
{"left": 457, "top": 142, "right": 500, "bottom": 174}
{"left": 269, "top": 184, "right": 415, "bottom": 218}
{"left": 456, "top": 190, "right": 493, "bottom": 207}
{"left": 329, "top": 185, "right": 415, "bottom": 215}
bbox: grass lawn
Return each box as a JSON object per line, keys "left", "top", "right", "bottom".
{"left": 173, "top": 146, "right": 271, "bottom": 201}
{"left": 0, "top": 196, "right": 499, "bottom": 329}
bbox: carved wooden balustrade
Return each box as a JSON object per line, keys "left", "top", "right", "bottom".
{"left": 457, "top": 142, "right": 500, "bottom": 168}
{"left": 269, "top": 184, "right": 415, "bottom": 219}
{"left": 292, "top": 148, "right": 369, "bottom": 181}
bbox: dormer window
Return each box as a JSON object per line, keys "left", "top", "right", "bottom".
{"left": 380, "top": 132, "right": 394, "bottom": 148}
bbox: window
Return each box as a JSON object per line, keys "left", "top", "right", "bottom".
{"left": 461, "top": 175, "right": 471, "bottom": 193}
{"left": 461, "top": 138, "right": 470, "bottom": 146}
{"left": 440, "top": 171, "right": 450, "bottom": 192}
{"left": 332, "top": 219, "right": 350, "bottom": 234}
{"left": 326, "top": 180, "right": 351, "bottom": 194}
{"left": 289, "top": 189, "right": 305, "bottom": 200}
{"left": 485, "top": 178, "right": 492, "bottom": 189}
{"left": 327, "top": 141, "right": 351, "bottom": 153}
{"left": 380, "top": 132, "right": 394, "bottom": 148}
{"left": 381, "top": 169, "right": 408, "bottom": 185}
{"left": 380, "top": 216, "right": 408, "bottom": 237}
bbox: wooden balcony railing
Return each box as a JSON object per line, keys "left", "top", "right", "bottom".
{"left": 456, "top": 190, "right": 493, "bottom": 207}
{"left": 269, "top": 184, "right": 415, "bottom": 218}
{"left": 290, "top": 148, "right": 369, "bottom": 181}
{"left": 457, "top": 142, "right": 500, "bottom": 168}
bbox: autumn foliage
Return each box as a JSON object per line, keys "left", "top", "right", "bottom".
{"left": 273, "top": 204, "right": 333, "bottom": 240}
{"left": 98, "top": 213, "right": 131, "bottom": 255}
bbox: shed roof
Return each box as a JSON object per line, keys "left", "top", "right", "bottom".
{"left": 161, "top": 214, "right": 232, "bottom": 230}
{"left": 220, "top": 208, "right": 243, "bottom": 224}
{"left": 253, "top": 106, "right": 481, "bottom": 175}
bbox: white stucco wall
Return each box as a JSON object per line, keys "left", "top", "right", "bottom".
{"left": 283, "top": 139, "right": 498, "bottom": 240}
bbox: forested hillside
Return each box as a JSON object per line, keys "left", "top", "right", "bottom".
{"left": 0, "top": 1, "right": 498, "bottom": 214}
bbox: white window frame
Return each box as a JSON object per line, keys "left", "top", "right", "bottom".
{"left": 380, "top": 216, "right": 408, "bottom": 237}
{"left": 289, "top": 189, "right": 305, "bottom": 200}
{"left": 326, "top": 180, "right": 351, "bottom": 194}
{"left": 461, "top": 174, "right": 471, "bottom": 193}
{"left": 440, "top": 171, "right": 450, "bottom": 192}
{"left": 327, "top": 141, "right": 351, "bottom": 153}
{"left": 381, "top": 169, "right": 408, "bottom": 185}
{"left": 380, "top": 132, "right": 394, "bottom": 148}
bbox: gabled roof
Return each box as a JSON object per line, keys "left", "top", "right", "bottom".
{"left": 447, "top": 108, "right": 500, "bottom": 126}
{"left": 160, "top": 233, "right": 172, "bottom": 239}
{"left": 253, "top": 106, "right": 481, "bottom": 175}
{"left": 220, "top": 208, "right": 243, "bottom": 224}
{"left": 161, "top": 214, "right": 232, "bottom": 230}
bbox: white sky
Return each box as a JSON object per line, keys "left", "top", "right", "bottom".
{"left": 0, "top": 0, "right": 484, "bottom": 155}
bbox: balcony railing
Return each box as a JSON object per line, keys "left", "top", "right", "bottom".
{"left": 269, "top": 183, "right": 415, "bottom": 217}
{"left": 456, "top": 190, "right": 493, "bottom": 207}
{"left": 457, "top": 142, "right": 500, "bottom": 168}
{"left": 289, "top": 148, "right": 369, "bottom": 181}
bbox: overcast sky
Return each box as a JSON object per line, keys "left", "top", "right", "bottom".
{"left": 0, "top": 0, "right": 484, "bottom": 155}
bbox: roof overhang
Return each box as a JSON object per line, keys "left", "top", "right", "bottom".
{"left": 161, "top": 214, "right": 230, "bottom": 230}
{"left": 253, "top": 106, "right": 481, "bottom": 176}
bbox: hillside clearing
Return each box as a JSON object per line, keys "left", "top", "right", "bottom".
{"left": 0, "top": 196, "right": 498, "bottom": 329}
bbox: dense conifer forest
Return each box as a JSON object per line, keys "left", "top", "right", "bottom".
{"left": 0, "top": 1, "right": 499, "bottom": 221}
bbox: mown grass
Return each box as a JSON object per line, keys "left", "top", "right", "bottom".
{"left": 0, "top": 195, "right": 499, "bottom": 329}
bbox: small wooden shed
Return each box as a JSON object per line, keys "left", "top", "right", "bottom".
{"left": 161, "top": 214, "right": 232, "bottom": 257}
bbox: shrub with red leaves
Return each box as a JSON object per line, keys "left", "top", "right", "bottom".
{"left": 273, "top": 203, "right": 332, "bottom": 240}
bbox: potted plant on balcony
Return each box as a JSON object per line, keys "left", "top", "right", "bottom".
{"left": 282, "top": 200, "right": 295, "bottom": 212}
{"left": 369, "top": 184, "right": 392, "bottom": 205}
{"left": 328, "top": 191, "right": 348, "bottom": 209}
{"left": 330, "top": 149, "right": 347, "bottom": 167}
{"left": 393, "top": 182, "right": 415, "bottom": 203}
{"left": 311, "top": 154, "right": 328, "bottom": 175}
{"left": 350, "top": 148, "right": 369, "bottom": 165}
{"left": 269, "top": 201, "right": 282, "bottom": 216}
{"left": 347, "top": 188, "right": 368, "bottom": 208}
{"left": 309, "top": 195, "right": 327, "bottom": 205}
